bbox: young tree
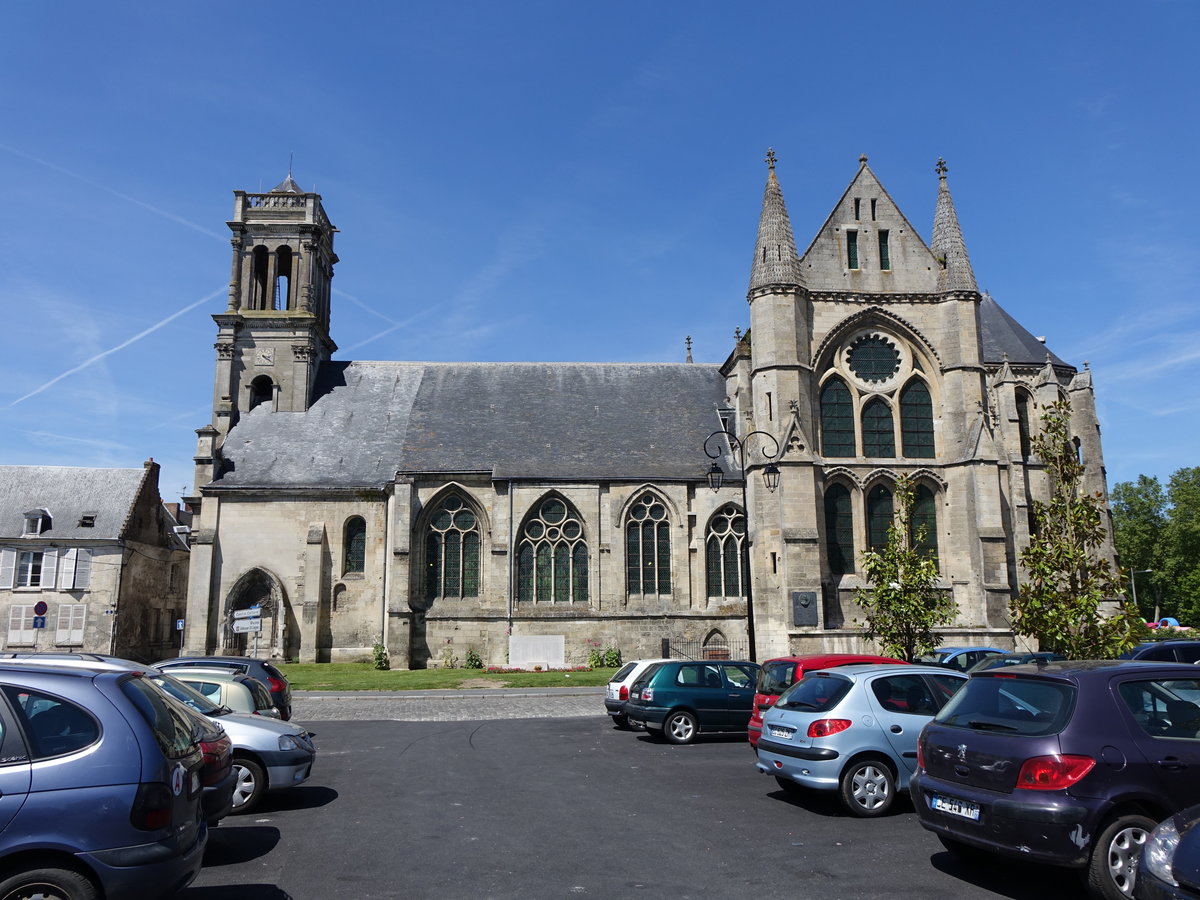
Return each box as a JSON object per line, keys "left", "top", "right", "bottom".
{"left": 855, "top": 476, "right": 955, "bottom": 662}
{"left": 1011, "top": 399, "right": 1142, "bottom": 657}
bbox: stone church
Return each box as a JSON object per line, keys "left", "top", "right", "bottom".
{"left": 183, "top": 153, "right": 1109, "bottom": 668}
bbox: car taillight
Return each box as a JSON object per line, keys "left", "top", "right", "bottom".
{"left": 199, "top": 736, "right": 232, "bottom": 786}
{"left": 1015, "top": 755, "right": 1096, "bottom": 790}
{"left": 267, "top": 677, "right": 286, "bottom": 694}
{"left": 916, "top": 740, "right": 924, "bottom": 770}
{"left": 130, "top": 782, "right": 174, "bottom": 831}
{"left": 619, "top": 686, "right": 629, "bottom": 701}
{"left": 807, "top": 719, "right": 852, "bottom": 738}
{"left": 642, "top": 686, "right": 654, "bottom": 702}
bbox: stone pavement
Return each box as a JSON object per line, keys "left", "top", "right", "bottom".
{"left": 291, "top": 686, "right": 606, "bottom": 722}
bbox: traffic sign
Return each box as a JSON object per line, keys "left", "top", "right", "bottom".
{"left": 232, "top": 618, "right": 262, "bottom": 634}
{"left": 33, "top": 601, "right": 48, "bottom": 616}
{"left": 232, "top": 608, "right": 262, "bottom": 620}
{"left": 32, "top": 616, "right": 46, "bottom": 629}
{"left": 175, "top": 619, "right": 185, "bottom": 631}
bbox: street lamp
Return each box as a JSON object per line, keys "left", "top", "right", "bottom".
{"left": 704, "top": 429, "right": 781, "bottom": 662}
{"left": 1129, "top": 568, "right": 1154, "bottom": 622}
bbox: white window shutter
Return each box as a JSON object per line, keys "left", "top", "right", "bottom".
{"left": 74, "top": 549, "right": 91, "bottom": 590}
{"left": 70, "top": 604, "right": 85, "bottom": 643}
{"left": 58, "top": 549, "right": 77, "bottom": 590}
{"left": 8, "top": 606, "right": 34, "bottom": 644}
{"left": 55, "top": 604, "right": 85, "bottom": 645}
{"left": 0, "top": 549, "right": 14, "bottom": 590}
{"left": 55, "top": 604, "right": 73, "bottom": 642}
{"left": 40, "top": 550, "right": 58, "bottom": 591}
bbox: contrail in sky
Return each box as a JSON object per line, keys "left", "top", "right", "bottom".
{"left": 8, "top": 288, "right": 225, "bottom": 407}
{"left": 0, "top": 142, "right": 227, "bottom": 242}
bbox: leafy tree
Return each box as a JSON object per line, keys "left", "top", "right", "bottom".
{"left": 1110, "top": 475, "right": 1166, "bottom": 619}
{"left": 855, "top": 476, "right": 955, "bottom": 662}
{"left": 1165, "top": 467, "right": 1200, "bottom": 624}
{"left": 1011, "top": 399, "right": 1141, "bottom": 657}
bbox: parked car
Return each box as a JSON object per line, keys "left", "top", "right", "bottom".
{"left": 748, "top": 653, "right": 907, "bottom": 748}
{"left": 0, "top": 653, "right": 235, "bottom": 825}
{"left": 0, "top": 653, "right": 314, "bottom": 815}
{"left": 158, "top": 655, "right": 293, "bottom": 719}
{"left": 1120, "top": 642, "right": 1200, "bottom": 664}
{"left": 910, "top": 660, "right": 1200, "bottom": 900}
{"left": 605, "top": 658, "right": 671, "bottom": 729}
{"left": 0, "top": 664, "right": 208, "bottom": 900}
{"left": 964, "top": 650, "right": 1067, "bottom": 675}
{"left": 1137, "top": 803, "right": 1200, "bottom": 899}
{"left": 915, "top": 646, "right": 1005, "bottom": 672}
{"left": 166, "top": 666, "right": 281, "bottom": 718}
{"left": 625, "top": 660, "right": 759, "bottom": 744}
{"left": 755, "top": 664, "right": 966, "bottom": 816}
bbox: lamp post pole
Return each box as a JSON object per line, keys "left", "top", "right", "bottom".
{"left": 704, "top": 429, "right": 780, "bottom": 663}
{"left": 1130, "top": 569, "right": 1154, "bottom": 622}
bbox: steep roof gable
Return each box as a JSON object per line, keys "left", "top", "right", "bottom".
{"left": 799, "top": 157, "right": 941, "bottom": 294}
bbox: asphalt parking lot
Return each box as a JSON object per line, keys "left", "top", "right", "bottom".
{"left": 182, "top": 692, "right": 1089, "bottom": 900}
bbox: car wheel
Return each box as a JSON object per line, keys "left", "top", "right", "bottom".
{"left": 664, "top": 711, "right": 698, "bottom": 745}
{"left": 231, "top": 757, "right": 268, "bottom": 814}
{"left": 612, "top": 713, "right": 631, "bottom": 730}
{"left": 1085, "top": 813, "right": 1155, "bottom": 900}
{"left": 838, "top": 759, "right": 895, "bottom": 817}
{"left": 0, "top": 866, "right": 99, "bottom": 900}
{"left": 774, "top": 775, "right": 803, "bottom": 796}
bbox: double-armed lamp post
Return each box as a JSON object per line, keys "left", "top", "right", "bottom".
{"left": 704, "top": 429, "right": 781, "bottom": 662}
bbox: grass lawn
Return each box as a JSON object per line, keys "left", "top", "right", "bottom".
{"left": 278, "top": 662, "right": 620, "bottom": 691}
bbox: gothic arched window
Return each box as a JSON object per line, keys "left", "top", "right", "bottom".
{"left": 820, "top": 378, "right": 855, "bottom": 457}
{"left": 248, "top": 375, "right": 274, "bottom": 411}
{"left": 250, "top": 245, "right": 269, "bottom": 309}
{"left": 1016, "top": 389, "right": 1033, "bottom": 460}
{"left": 911, "top": 485, "right": 938, "bottom": 564}
{"left": 626, "top": 492, "right": 670, "bottom": 596}
{"left": 706, "top": 505, "right": 747, "bottom": 598}
{"left": 343, "top": 517, "right": 366, "bottom": 574}
{"left": 516, "top": 497, "right": 588, "bottom": 603}
{"left": 867, "top": 484, "right": 894, "bottom": 551}
{"left": 824, "top": 484, "right": 854, "bottom": 575}
{"left": 900, "top": 379, "right": 934, "bottom": 458}
{"left": 424, "top": 495, "right": 481, "bottom": 602}
{"left": 862, "top": 398, "right": 896, "bottom": 457}
{"left": 275, "top": 245, "right": 293, "bottom": 311}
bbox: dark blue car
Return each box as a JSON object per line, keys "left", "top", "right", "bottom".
{"left": 911, "top": 660, "right": 1200, "bottom": 900}
{"left": 625, "top": 660, "right": 759, "bottom": 744}
{"left": 0, "top": 664, "right": 208, "bottom": 900}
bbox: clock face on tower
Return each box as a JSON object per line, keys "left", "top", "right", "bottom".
{"left": 255, "top": 348, "right": 275, "bottom": 366}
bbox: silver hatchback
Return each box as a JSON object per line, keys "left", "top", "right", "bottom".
{"left": 755, "top": 664, "right": 966, "bottom": 816}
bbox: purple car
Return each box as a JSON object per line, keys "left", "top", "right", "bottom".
{"left": 911, "top": 660, "right": 1200, "bottom": 900}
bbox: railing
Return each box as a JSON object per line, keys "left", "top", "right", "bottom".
{"left": 662, "top": 638, "right": 751, "bottom": 661}
{"left": 246, "top": 193, "right": 305, "bottom": 209}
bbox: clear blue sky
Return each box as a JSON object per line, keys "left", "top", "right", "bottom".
{"left": 1, "top": 2, "right": 1196, "bottom": 503}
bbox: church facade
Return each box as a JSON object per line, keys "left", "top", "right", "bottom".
{"left": 183, "top": 155, "right": 1110, "bottom": 667}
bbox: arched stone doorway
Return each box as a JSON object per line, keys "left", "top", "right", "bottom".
{"left": 222, "top": 568, "right": 288, "bottom": 658}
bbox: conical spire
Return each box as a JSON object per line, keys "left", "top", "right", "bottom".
{"left": 749, "top": 149, "right": 803, "bottom": 293}
{"left": 270, "top": 172, "right": 303, "bottom": 194}
{"left": 932, "top": 158, "right": 977, "bottom": 292}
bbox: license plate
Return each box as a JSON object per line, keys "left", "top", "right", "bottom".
{"left": 768, "top": 725, "right": 795, "bottom": 739}
{"left": 932, "top": 794, "right": 980, "bottom": 821}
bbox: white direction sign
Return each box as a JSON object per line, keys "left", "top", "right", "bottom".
{"left": 232, "top": 608, "right": 262, "bottom": 620}
{"left": 232, "top": 618, "right": 262, "bottom": 634}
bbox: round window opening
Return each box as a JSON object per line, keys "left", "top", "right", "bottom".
{"left": 847, "top": 336, "right": 900, "bottom": 383}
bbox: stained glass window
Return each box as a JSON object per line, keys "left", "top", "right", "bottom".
{"left": 424, "top": 495, "right": 481, "bottom": 602}
{"left": 344, "top": 517, "right": 366, "bottom": 574}
{"left": 862, "top": 398, "right": 896, "bottom": 457}
{"left": 824, "top": 484, "right": 854, "bottom": 575}
{"left": 900, "top": 379, "right": 935, "bottom": 458}
{"left": 847, "top": 230, "right": 859, "bottom": 269}
{"left": 516, "top": 497, "right": 588, "bottom": 602}
{"left": 626, "top": 493, "right": 671, "bottom": 596}
{"left": 867, "top": 485, "right": 894, "bottom": 551}
{"left": 706, "top": 505, "right": 747, "bottom": 598}
{"left": 821, "top": 378, "right": 855, "bottom": 457}
{"left": 878, "top": 230, "right": 891, "bottom": 270}
{"left": 847, "top": 337, "right": 900, "bottom": 383}
{"left": 911, "top": 485, "right": 938, "bottom": 565}
{"left": 1016, "top": 390, "right": 1033, "bottom": 460}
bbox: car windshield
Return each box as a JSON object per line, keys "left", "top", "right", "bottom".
{"left": 757, "top": 660, "right": 798, "bottom": 695}
{"left": 934, "top": 675, "right": 1076, "bottom": 736}
{"left": 149, "top": 672, "right": 232, "bottom": 717}
{"left": 775, "top": 672, "right": 853, "bottom": 712}
{"left": 915, "top": 652, "right": 950, "bottom": 665}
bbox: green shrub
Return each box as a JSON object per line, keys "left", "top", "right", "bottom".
{"left": 464, "top": 647, "right": 483, "bottom": 669}
{"left": 602, "top": 646, "right": 622, "bottom": 668}
{"left": 372, "top": 642, "right": 390, "bottom": 671}
{"left": 587, "top": 647, "right": 605, "bottom": 668}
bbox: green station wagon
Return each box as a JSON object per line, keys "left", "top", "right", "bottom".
{"left": 626, "top": 660, "right": 759, "bottom": 744}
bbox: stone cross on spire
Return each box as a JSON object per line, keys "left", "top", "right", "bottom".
{"left": 685, "top": 335, "right": 693, "bottom": 364}
{"left": 936, "top": 157, "right": 948, "bottom": 178}
{"left": 765, "top": 148, "right": 777, "bottom": 171}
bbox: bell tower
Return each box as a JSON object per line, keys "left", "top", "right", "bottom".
{"left": 209, "top": 172, "right": 338, "bottom": 439}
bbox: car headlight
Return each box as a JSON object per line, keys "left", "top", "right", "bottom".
{"left": 278, "top": 734, "right": 299, "bottom": 752}
{"left": 1143, "top": 817, "right": 1181, "bottom": 887}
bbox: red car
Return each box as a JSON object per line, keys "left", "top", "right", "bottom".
{"left": 747, "top": 653, "right": 907, "bottom": 747}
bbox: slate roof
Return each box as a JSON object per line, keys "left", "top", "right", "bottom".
{"left": 213, "top": 361, "right": 731, "bottom": 490}
{"left": 0, "top": 466, "right": 147, "bottom": 541}
{"left": 978, "top": 294, "right": 1069, "bottom": 368}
